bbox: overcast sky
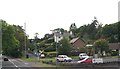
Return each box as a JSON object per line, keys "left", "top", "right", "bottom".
{"left": 0, "top": 0, "right": 119, "bottom": 39}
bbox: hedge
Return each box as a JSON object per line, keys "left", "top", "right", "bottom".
{"left": 44, "top": 52, "right": 57, "bottom": 58}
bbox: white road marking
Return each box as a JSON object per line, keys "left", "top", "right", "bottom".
{"left": 9, "top": 59, "right": 18, "bottom": 67}
{"left": 24, "top": 63, "right": 28, "bottom": 64}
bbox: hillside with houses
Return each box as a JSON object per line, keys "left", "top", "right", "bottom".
{"left": 27, "top": 17, "right": 120, "bottom": 58}
{"left": 1, "top": 17, "right": 120, "bottom": 58}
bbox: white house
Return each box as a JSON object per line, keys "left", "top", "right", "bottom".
{"left": 51, "top": 29, "right": 70, "bottom": 43}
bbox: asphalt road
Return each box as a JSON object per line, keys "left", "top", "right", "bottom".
{"left": 1, "top": 55, "right": 120, "bottom": 69}
{"left": 1, "top": 56, "right": 41, "bottom": 69}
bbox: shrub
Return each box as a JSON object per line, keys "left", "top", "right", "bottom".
{"left": 70, "top": 51, "right": 80, "bottom": 56}
{"left": 45, "top": 52, "right": 57, "bottom": 58}
{"left": 42, "top": 60, "right": 56, "bottom": 65}
{"left": 44, "top": 46, "right": 56, "bottom": 52}
{"left": 111, "top": 51, "right": 118, "bottom": 56}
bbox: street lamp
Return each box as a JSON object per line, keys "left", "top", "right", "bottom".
{"left": 34, "top": 33, "right": 40, "bottom": 61}
{"left": 24, "top": 23, "right": 29, "bottom": 58}
{"left": 50, "top": 29, "right": 60, "bottom": 67}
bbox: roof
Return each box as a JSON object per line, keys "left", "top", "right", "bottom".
{"left": 70, "top": 37, "right": 79, "bottom": 44}
{"left": 109, "top": 43, "right": 120, "bottom": 50}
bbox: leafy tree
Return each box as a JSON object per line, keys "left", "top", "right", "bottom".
{"left": 69, "top": 23, "right": 77, "bottom": 36}
{"left": 76, "top": 17, "right": 102, "bottom": 43}
{"left": 79, "top": 47, "right": 87, "bottom": 53}
{"left": 58, "top": 37, "right": 72, "bottom": 55}
{"left": 13, "top": 25, "right": 25, "bottom": 56}
{"left": 0, "top": 20, "right": 2, "bottom": 53}
{"left": 93, "top": 39, "right": 109, "bottom": 56}
{"left": 97, "top": 22, "right": 119, "bottom": 43}
{"left": 54, "top": 28, "right": 67, "bottom": 35}
{"left": 118, "top": 21, "right": 120, "bottom": 42}
{"left": 2, "top": 21, "right": 21, "bottom": 57}
{"left": 87, "top": 17, "right": 99, "bottom": 39}
{"left": 1, "top": 20, "right": 29, "bottom": 57}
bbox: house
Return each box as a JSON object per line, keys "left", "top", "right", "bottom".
{"left": 70, "top": 37, "right": 86, "bottom": 49}
{"left": 109, "top": 43, "right": 120, "bottom": 51}
{"left": 109, "top": 43, "right": 120, "bottom": 56}
{"left": 51, "top": 29, "right": 70, "bottom": 43}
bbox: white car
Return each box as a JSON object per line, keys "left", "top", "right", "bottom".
{"left": 79, "top": 53, "right": 89, "bottom": 60}
{"left": 56, "top": 55, "right": 72, "bottom": 62}
{"left": 40, "top": 54, "right": 45, "bottom": 58}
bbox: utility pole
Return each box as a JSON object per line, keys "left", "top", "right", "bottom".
{"left": 34, "top": 33, "right": 39, "bottom": 62}
{"left": 24, "top": 23, "right": 27, "bottom": 57}
{"left": 50, "top": 29, "right": 60, "bottom": 68}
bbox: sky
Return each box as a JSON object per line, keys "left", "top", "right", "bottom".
{"left": 0, "top": 0, "right": 119, "bottom": 39}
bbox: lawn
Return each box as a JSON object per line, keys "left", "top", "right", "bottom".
{"left": 21, "top": 57, "right": 36, "bottom": 62}
{"left": 21, "top": 57, "right": 56, "bottom": 62}
{"left": 40, "top": 57, "right": 56, "bottom": 61}
{"left": 70, "top": 56, "right": 79, "bottom": 59}
{"left": 21, "top": 57, "right": 56, "bottom": 67}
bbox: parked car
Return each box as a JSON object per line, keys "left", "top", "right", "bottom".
{"left": 79, "top": 53, "right": 89, "bottom": 60}
{"left": 56, "top": 55, "right": 72, "bottom": 62}
{"left": 77, "top": 57, "right": 92, "bottom": 64}
{"left": 40, "top": 54, "right": 45, "bottom": 58}
{"left": 3, "top": 57, "right": 9, "bottom": 61}
{"left": 81, "top": 58, "right": 92, "bottom": 63}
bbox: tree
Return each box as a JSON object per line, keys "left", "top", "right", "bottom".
{"left": 74, "top": 17, "right": 102, "bottom": 44}
{"left": 118, "top": 21, "right": 120, "bottom": 42}
{"left": 2, "top": 21, "right": 21, "bottom": 57}
{"left": 93, "top": 39, "right": 109, "bottom": 57}
{"left": 97, "top": 22, "right": 119, "bottom": 43}
{"left": 13, "top": 25, "right": 25, "bottom": 57}
{"left": 0, "top": 20, "right": 2, "bottom": 53}
{"left": 34, "top": 33, "right": 39, "bottom": 51}
{"left": 58, "top": 37, "right": 72, "bottom": 55}
{"left": 87, "top": 17, "right": 99, "bottom": 40}
{"left": 69, "top": 23, "right": 77, "bottom": 37}
{"left": 1, "top": 20, "right": 29, "bottom": 57}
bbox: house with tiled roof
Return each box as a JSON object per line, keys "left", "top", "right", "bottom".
{"left": 70, "top": 37, "right": 86, "bottom": 50}
{"left": 109, "top": 43, "right": 120, "bottom": 50}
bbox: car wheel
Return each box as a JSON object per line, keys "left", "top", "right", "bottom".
{"left": 64, "top": 59, "right": 67, "bottom": 62}
{"left": 57, "top": 59, "right": 59, "bottom": 62}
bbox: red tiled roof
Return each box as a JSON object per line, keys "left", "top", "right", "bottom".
{"left": 70, "top": 37, "right": 79, "bottom": 44}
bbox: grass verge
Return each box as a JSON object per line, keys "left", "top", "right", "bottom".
{"left": 21, "top": 57, "right": 56, "bottom": 67}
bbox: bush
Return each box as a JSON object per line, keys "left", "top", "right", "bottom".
{"left": 70, "top": 51, "right": 80, "bottom": 56}
{"left": 42, "top": 60, "right": 56, "bottom": 65}
{"left": 44, "top": 46, "right": 56, "bottom": 52}
{"left": 111, "top": 51, "right": 118, "bottom": 56}
{"left": 42, "top": 60, "right": 53, "bottom": 64}
{"left": 44, "top": 52, "right": 57, "bottom": 58}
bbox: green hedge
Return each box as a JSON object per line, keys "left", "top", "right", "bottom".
{"left": 44, "top": 46, "right": 56, "bottom": 52}
{"left": 111, "top": 51, "right": 118, "bottom": 56}
{"left": 44, "top": 52, "right": 57, "bottom": 58}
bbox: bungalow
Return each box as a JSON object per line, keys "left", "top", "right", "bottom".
{"left": 109, "top": 43, "right": 120, "bottom": 56}
{"left": 109, "top": 43, "right": 120, "bottom": 51}
{"left": 70, "top": 37, "right": 86, "bottom": 56}
{"left": 70, "top": 37, "right": 86, "bottom": 50}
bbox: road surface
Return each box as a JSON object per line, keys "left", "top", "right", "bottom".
{"left": 1, "top": 54, "right": 120, "bottom": 69}
{"left": 1, "top": 56, "right": 42, "bottom": 69}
